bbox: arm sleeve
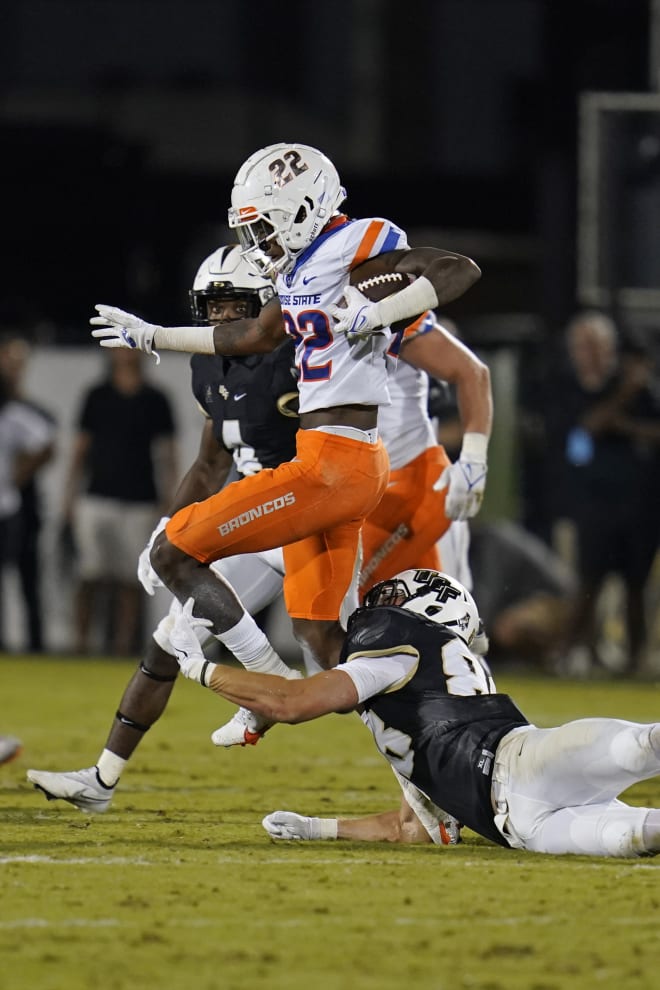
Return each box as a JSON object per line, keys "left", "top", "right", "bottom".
{"left": 340, "top": 651, "right": 417, "bottom": 702}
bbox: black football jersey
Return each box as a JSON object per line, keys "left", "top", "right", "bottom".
{"left": 190, "top": 339, "right": 298, "bottom": 473}
{"left": 341, "top": 607, "right": 530, "bottom": 847}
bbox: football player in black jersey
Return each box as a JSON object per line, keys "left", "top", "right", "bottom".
{"left": 169, "top": 569, "right": 660, "bottom": 858}
{"left": 28, "top": 243, "right": 494, "bottom": 813}
{"left": 27, "top": 246, "right": 304, "bottom": 812}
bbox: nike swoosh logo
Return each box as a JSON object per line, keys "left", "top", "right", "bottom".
{"left": 233, "top": 393, "right": 247, "bottom": 400}
{"left": 302, "top": 275, "right": 317, "bottom": 285}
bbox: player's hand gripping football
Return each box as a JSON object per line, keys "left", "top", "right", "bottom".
{"left": 90, "top": 305, "right": 162, "bottom": 363}
{"left": 434, "top": 457, "right": 488, "bottom": 520}
{"left": 328, "top": 285, "right": 385, "bottom": 341}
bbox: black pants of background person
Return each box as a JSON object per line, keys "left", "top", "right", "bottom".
{"left": 16, "top": 500, "right": 45, "bottom": 652}
{"left": 0, "top": 513, "right": 20, "bottom": 652}
{"left": 569, "top": 501, "right": 658, "bottom": 674}
{"left": 0, "top": 499, "right": 46, "bottom": 654}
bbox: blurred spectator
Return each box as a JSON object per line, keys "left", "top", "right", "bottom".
{"left": 544, "top": 311, "right": 660, "bottom": 674}
{"left": 0, "top": 352, "right": 56, "bottom": 652}
{"left": 62, "top": 349, "right": 178, "bottom": 656}
{"left": 469, "top": 519, "right": 576, "bottom": 667}
{"left": 0, "top": 333, "right": 57, "bottom": 651}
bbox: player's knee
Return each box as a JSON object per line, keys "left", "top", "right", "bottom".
{"left": 150, "top": 618, "right": 179, "bottom": 664}
{"left": 610, "top": 725, "right": 657, "bottom": 774}
{"left": 150, "top": 531, "right": 189, "bottom": 586}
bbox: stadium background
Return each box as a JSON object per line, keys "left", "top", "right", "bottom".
{"left": 1, "top": 1, "right": 659, "bottom": 633}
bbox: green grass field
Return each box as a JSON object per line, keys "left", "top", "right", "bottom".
{"left": 2, "top": 656, "right": 659, "bottom": 990}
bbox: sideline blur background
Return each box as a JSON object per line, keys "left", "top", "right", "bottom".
{"left": 1, "top": 0, "right": 659, "bottom": 663}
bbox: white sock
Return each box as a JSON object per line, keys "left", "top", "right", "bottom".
{"left": 642, "top": 809, "right": 660, "bottom": 853}
{"left": 96, "top": 749, "right": 126, "bottom": 788}
{"left": 216, "top": 611, "right": 293, "bottom": 676}
{"left": 301, "top": 645, "right": 324, "bottom": 676}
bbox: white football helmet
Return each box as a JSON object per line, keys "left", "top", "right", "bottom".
{"left": 189, "top": 244, "right": 275, "bottom": 324}
{"left": 363, "top": 569, "right": 481, "bottom": 647}
{"left": 227, "top": 143, "right": 347, "bottom": 277}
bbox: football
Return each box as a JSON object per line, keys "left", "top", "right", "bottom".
{"left": 349, "top": 258, "right": 413, "bottom": 301}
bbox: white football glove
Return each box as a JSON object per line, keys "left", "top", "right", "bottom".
{"left": 137, "top": 516, "right": 170, "bottom": 595}
{"left": 262, "top": 811, "right": 338, "bottom": 841}
{"left": 90, "top": 305, "right": 162, "bottom": 363}
{"left": 434, "top": 458, "right": 488, "bottom": 520}
{"left": 169, "top": 597, "right": 214, "bottom": 683}
{"left": 328, "top": 286, "right": 384, "bottom": 341}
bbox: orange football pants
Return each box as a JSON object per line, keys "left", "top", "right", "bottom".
{"left": 359, "top": 444, "right": 451, "bottom": 596}
{"left": 166, "top": 428, "right": 390, "bottom": 621}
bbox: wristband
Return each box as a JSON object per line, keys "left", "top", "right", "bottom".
{"left": 200, "top": 661, "right": 218, "bottom": 688}
{"left": 313, "top": 817, "right": 339, "bottom": 840}
{"left": 154, "top": 325, "right": 216, "bottom": 354}
{"left": 460, "top": 432, "right": 488, "bottom": 462}
{"left": 374, "top": 276, "right": 439, "bottom": 329}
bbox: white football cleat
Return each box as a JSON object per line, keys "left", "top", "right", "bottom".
{"left": 211, "top": 669, "right": 303, "bottom": 747}
{"left": 27, "top": 766, "right": 115, "bottom": 814}
{"left": 438, "top": 814, "right": 462, "bottom": 846}
{"left": 211, "top": 707, "right": 271, "bottom": 747}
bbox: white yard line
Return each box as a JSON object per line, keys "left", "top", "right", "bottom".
{"left": 1, "top": 853, "right": 657, "bottom": 871}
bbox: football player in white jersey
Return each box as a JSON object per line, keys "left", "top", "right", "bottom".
{"left": 359, "top": 312, "right": 490, "bottom": 594}
{"left": 28, "top": 235, "right": 489, "bottom": 812}
{"left": 90, "top": 142, "right": 483, "bottom": 685}
{"left": 168, "top": 571, "right": 660, "bottom": 859}
{"left": 209, "top": 308, "right": 491, "bottom": 743}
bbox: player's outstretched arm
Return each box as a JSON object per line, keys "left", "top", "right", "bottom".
{"left": 262, "top": 795, "right": 457, "bottom": 845}
{"left": 169, "top": 595, "right": 359, "bottom": 716}
{"left": 91, "top": 297, "right": 285, "bottom": 358}
{"left": 206, "top": 665, "right": 358, "bottom": 723}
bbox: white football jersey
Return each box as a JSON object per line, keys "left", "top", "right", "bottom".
{"left": 378, "top": 359, "right": 436, "bottom": 470}
{"left": 275, "top": 216, "right": 409, "bottom": 414}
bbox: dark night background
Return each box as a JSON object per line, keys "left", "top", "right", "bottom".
{"left": 1, "top": 0, "right": 660, "bottom": 657}
{"left": 1, "top": 0, "right": 655, "bottom": 346}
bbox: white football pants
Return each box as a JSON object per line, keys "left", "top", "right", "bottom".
{"left": 491, "top": 719, "right": 660, "bottom": 857}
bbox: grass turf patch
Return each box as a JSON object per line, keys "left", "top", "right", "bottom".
{"left": 1, "top": 657, "right": 659, "bottom": 989}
